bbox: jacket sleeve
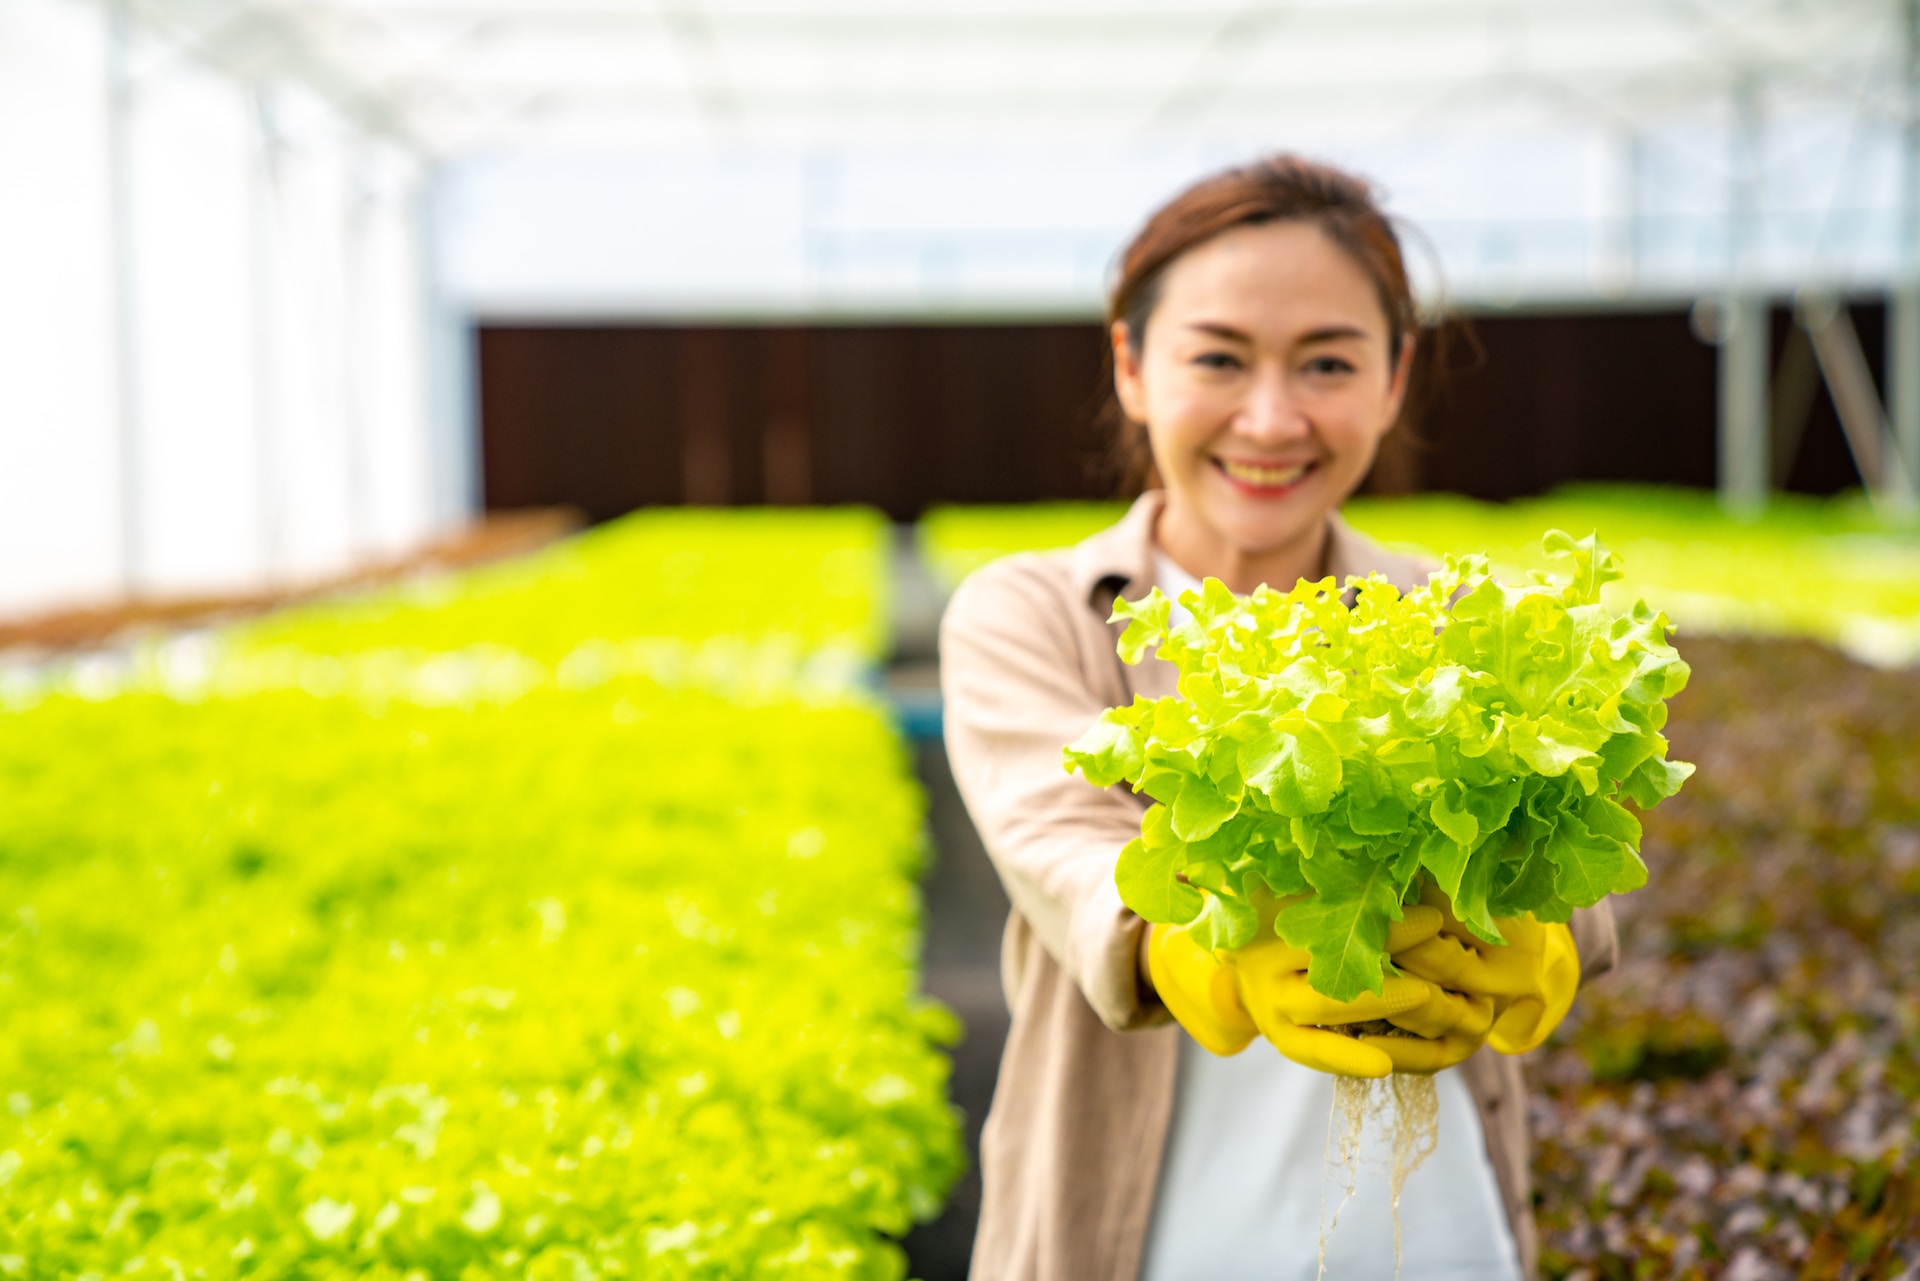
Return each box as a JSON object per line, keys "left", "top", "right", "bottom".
{"left": 1568, "top": 899, "right": 1619, "bottom": 986}
{"left": 938, "top": 558, "right": 1172, "bottom": 1033}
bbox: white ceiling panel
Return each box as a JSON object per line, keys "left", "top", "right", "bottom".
{"left": 96, "top": 0, "right": 1919, "bottom": 309}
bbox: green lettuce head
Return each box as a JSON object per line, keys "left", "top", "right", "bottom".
{"left": 1064, "top": 531, "right": 1693, "bottom": 1003}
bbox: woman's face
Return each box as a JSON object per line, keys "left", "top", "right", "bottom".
{"left": 1112, "top": 219, "right": 1412, "bottom": 568}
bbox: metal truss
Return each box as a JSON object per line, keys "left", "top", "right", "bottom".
{"left": 86, "top": 0, "right": 1901, "bottom": 154}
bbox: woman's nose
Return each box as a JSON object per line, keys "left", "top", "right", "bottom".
{"left": 1234, "top": 367, "right": 1310, "bottom": 443}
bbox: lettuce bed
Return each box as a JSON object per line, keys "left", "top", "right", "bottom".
{"left": 917, "top": 488, "right": 1920, "bottom": 665}
{"left": 0, "top": 509, "right": 960, "bottom": 1279}
{"left": 916, "top": 503, "right": 1126, "bottom": 593}
{"left": 1530, "top": 634, "right": 1920, "bottom": 1276}
{"left": 1344, "top": 488, "right": 1920, "bottom": 668}
{"left": 233, "top": 507, "right": 894, "bottom": 664}
{"left": 0, "top": 686, "right": 960, "bottom": 1279}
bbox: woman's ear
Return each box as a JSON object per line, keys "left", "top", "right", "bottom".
{"left": 1111, "top": 320, "right": 1148, "bottom": 425}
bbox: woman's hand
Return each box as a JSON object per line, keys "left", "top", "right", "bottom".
{"left": 1229, "top": 913, "right": 1464, "bottom": 1077}
{"left": 1143, "top": 890, "right": 1481, "bottom": 1077}
{"left": 1143, "top": 920, "right": 1260, "bottom": 1057}
{"left": 1390, "top": 881, "right": 1581, "bottom": 1055}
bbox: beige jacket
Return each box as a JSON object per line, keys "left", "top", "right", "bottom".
{"left": 939, "top": 490, "right": 1617, "bottom": 1281}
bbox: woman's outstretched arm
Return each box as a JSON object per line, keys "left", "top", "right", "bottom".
{"left": 940, "top": 554, "right": 1173, "bottom": 1034}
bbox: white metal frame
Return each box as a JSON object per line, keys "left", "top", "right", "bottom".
{"left": 79, "top": 0, "right": 1920, "bottom": 515}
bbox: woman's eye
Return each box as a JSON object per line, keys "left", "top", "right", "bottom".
{"left": 1193, "top": 351, "right": 1242, "bottom": 370}
{"left": 1304, "top": 355, "right": 1355, "bottom": 375}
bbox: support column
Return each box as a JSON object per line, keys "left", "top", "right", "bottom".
{"left": 1718, "top": 295, "right": 1770, "bottom": 513}
{"left": 1598, "top": 128, "right": 1640, "bottom": 296}
{"left": 1717, "top": 80, "right": 1768, "bottom": 513}
{"left": 343, "top": 146, "right": 372, "bottom": 556}
{"left": 251, "top": 89, "right": 287, "bottom": 580}
{"left": 106, "top": 8, "right": 144, "bottom": 595}
{"left": 422, "top": 170, "right": 480, "bottom": 529}
{"left": 1891, "top": 0, "right": 1920, "bottom": 513}
{"left": 1895, "top": 286, "right": 1920, "bottom": 512}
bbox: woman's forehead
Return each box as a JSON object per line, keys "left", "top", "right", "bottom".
{"left": 1154, "top": 221, "right": 1391, "bottom": 339}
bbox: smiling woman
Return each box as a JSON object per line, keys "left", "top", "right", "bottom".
{"left": 1107, "top": 158, "right": 1419, "bottom": 595}
{"left": 938, "top": 154, "right": 1617, "bottom": 1281}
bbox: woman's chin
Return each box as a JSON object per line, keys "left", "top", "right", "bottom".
{"left": 1215, "top": 507, "right": 1322, "bottom": 555}
{"left": 1204, "top": 528, "right": 1318, "bottom": 580}
{"left": 1163, "top": 476, "right": 1337, "bottom": 581}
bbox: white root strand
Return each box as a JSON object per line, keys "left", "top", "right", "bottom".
{"left": 1316, "top": 1074, "right": 1441, "bottom": 1280}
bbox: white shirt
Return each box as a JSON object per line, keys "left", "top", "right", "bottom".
{"left": 1139, "top": 551, "right": 1520, "bottom": 1281}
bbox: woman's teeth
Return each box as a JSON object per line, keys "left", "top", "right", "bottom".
{"left": 1218, "top": 459, "right": 1311, "bottom": 487}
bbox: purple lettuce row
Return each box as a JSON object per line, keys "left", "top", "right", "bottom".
{"left": 1529, "top": 634, "right": 1920, "bottom": 1279}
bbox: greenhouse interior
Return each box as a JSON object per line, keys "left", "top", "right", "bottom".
{"left": 4, "top": 0, "right": 1920, "bottom": 1276}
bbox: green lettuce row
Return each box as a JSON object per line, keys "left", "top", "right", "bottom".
{"left": 4, "top": 636, "right": 874, "bottom": 715}
{"left": 231, "top": 507, "right": 894, "bottom": 665}
{"left": 0, "top": 682, "right": 961, "bottom": 1279}
{"left": 1064, "top": 533, "right": 1695, "bottom": 1004}
{"left": 1346, "top": 487, "right": 1920, "bottom": 668}
{"left": 914, "top": 488, "right": 1920, "bottom": 664}
{"left": 917, "top": 503, "right": 1127, "bottom": 593}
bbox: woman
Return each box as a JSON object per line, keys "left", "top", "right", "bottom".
{"left": 938, "top": 155, "right": 1617, "bottom": 1280}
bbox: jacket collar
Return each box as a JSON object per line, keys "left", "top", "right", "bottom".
{"left": 1066, "top": 488, "right": 1415, "bottom": 614}
{"left": 1065, "top": 491, "right": 1165, "bottom": 613}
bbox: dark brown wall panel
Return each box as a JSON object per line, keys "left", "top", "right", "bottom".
{"left": 1417, "top": 310, "right": 1719, "bottom": 497}
{"left": 811, "top": 327, "right": 924, "bottom": 515}
{"left": 1416, "top": 304, "right": 1880, "bottom": 500}
{"left": 478, "top": 327, "right": 682, "bottom": 522}
{"left": 478, "top": 309, "right": 1875, "bottom": 521}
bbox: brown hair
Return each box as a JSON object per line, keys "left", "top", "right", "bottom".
{"left": 1101, "top": 153, "right": 1427, "bottom": 494}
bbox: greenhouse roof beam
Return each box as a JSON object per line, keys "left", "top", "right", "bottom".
{"left": 102, "top": 0, "right": 424, "bottom": 148}
{"left": 103, "top": 0, "right": 1894, "bottom": 156}
{"left": 287, "top": 0, "right": 1848, "bottom": 29}
{"left": 384, "top": 63, "right": 1882, "bottom": 121}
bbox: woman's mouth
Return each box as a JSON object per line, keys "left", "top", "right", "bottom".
{"left": 1214, "top": 457, "right": 1316, "bottom": 496}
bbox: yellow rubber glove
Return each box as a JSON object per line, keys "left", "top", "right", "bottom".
{"left": 1144, "top": 919, "right": 1259, "bottom": 1057}
{"left": 1391, "top": 881, "right": 1581, "bottom": 1056}
{"left": 1358, "top": 982, "right": 1496, "bottom": 1074}
{"left": 1144, "top": 894, "right": 1459, "bottom": 1078}
{"left": 1231, "top": 913, "right": 1466, "bottom": 1078}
